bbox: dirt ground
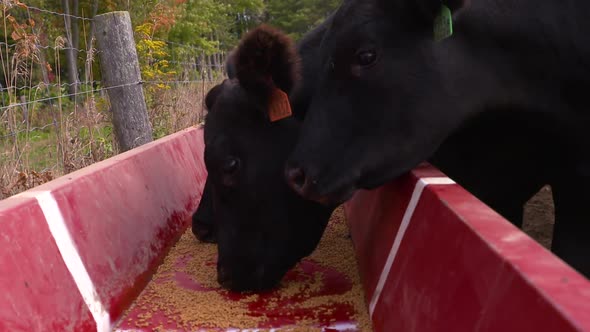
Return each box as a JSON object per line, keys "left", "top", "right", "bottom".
{"left": 522, "top": 185, "right": 555, "bottom": 249}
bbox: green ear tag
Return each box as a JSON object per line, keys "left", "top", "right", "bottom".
{"left": 433, "top": 5, "right": 453, "bottom": 42}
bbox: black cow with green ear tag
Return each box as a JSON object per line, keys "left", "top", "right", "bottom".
{"left": 285, "top": 0, "right": 590, "bottom": 277}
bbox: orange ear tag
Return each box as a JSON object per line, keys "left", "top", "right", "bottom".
{"left": 268, "top": 88, "right": 292, "bottom": 122}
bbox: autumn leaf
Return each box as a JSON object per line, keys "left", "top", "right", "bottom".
{"left": 11, "top": 30, "right": 21, "bottom": 41}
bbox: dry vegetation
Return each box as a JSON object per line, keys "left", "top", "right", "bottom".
{"left": 0, "top": 2, "right": 223, "bottom": 200}
{"left": 0, "top": 80, "right": 217, "bottom": 199}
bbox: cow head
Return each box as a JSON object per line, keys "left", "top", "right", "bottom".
{"left": 286, "top": 0, "right": 478, "bottom": 205}
{"left": 200, "top": 25, "right": 333, "bottom": 292}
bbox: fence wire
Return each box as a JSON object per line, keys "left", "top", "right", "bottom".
{"left": 0, "top": 1, "right": 226, "bottom": 113}
{"left": 0, "top": 80, "right": 215, "bottom": 112}
{"left": 1, "top": 1, "right": 228, "bottom": 197}
{"left": 26, "top": 5, "right": 93, "bottom": 21}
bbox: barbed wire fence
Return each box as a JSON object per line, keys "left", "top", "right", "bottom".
{"left": 0, "top": 1, "right": 227, "bottom": 198}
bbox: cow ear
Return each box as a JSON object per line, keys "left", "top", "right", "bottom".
{"left": 205, "top": 83, "right": 225, "bottom": 112}
{"left": 234, "top": 24, "right": 301, "bottom": 96}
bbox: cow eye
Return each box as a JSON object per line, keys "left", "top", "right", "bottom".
{"left": 356, "top": 50, "right": 377, "bottom": 67}
{"left": 222, "top": 157, "right": 240, "bottom": 175}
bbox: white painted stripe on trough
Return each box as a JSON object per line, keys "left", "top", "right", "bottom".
{"left": 21, "top": 191, "right": 111, "bottom": 332}
{"left": 368, "top": 177, "right": 455, "bottom": 318}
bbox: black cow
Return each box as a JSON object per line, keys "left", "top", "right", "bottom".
{"left": 285, "top": 0, "right": 590, "bottom": 277}
{"left": 192, "top": 12, "right": 335, "bottom": 245}
{"left": 195, "top": 8, "right": 544, "bottom": 254}
{"left": 192, "top": 25, "right": 335, "bottom": 292}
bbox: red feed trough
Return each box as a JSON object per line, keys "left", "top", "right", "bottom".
{"left": 0, "top": 126, "right": 588, "bottom": 331}
{"left": 346, "top": 166, "right": 590, "bottom": 331}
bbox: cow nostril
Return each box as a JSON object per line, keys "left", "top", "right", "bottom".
{"left": 286, "top": 167, "right": 307, "bottom": 191}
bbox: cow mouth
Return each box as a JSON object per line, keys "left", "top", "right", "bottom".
{"left": 285, "top": 165, "right": 356, "bottom": 206}
{"left": 309, "top": 186, "right": 355, "bottom": 206}
{"left": 294, "top": 183, "right": 356, "bottom": 207}
{"left": 192, "top": 222, "right": 217, "bottom": 243}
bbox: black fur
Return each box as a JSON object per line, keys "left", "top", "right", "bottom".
{"left": 286, "top": 0, "right": 590, "bottom": 277}
{"left": 192, "top": 25, "right": 334, "bottom": 292}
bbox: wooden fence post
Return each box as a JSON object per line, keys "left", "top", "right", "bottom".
{"left": 94, "top": 11, "right": 153, "bottom": 152}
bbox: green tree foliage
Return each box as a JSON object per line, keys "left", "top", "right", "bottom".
{"left": 168, "top": 0, "right": 230, "bottom": 54}
{"left": 0, "top": 0, "right": 340, "bottom": 91}
{"left": 135, "top": 2, "right": 177, "bottom": 88}
{"left": 265, "top": 0, "right": 339, "bottom": 40}
{"left": 168, "top": 0, "right": 264, "bottom": 53}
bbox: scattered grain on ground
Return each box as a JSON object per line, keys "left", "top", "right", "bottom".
{"left": 121, "top": 206, "right": 373, "bottom": 331}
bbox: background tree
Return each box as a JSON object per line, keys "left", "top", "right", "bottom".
{"left": 264, "top": 0, "right": 339, "bottom": 40}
